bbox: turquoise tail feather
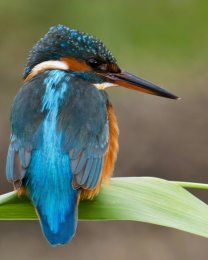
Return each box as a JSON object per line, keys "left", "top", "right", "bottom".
{"left": 38, "top": 205, "right": 78, "bottom": 245}
{"left": 25, "top": 149, "right": 79, "bottom": 246}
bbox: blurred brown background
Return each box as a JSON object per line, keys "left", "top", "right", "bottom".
{"left": 0, "top": 0, "right": 208, "bottom": 259}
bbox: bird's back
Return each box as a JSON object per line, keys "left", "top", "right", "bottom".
{"left": 7, "top": 69, "right": 109, "bottom": 245}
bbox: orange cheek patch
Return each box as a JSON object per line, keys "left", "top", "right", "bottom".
{"left": 61, "top": 57, "right": 92, "bottom": 72}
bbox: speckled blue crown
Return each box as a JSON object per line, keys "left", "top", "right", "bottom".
{"left": 23, "top": 25, "right": 116, "bottom": 79}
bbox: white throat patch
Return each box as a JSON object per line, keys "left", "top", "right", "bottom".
{"left": 32, "top": 60, "right": 69, "bottom": 73}
{"left": 93, "top": 82, "right": 117, "bottom": 90}
{"left": 25, "top": 60, "right": 69, "bottom": 81}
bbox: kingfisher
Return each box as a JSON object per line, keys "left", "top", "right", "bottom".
{"left": 6, "top": 25, "right": 178, "bottom": 246}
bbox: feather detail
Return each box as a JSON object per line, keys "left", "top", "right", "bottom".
{"left": 6, "top": 139, "right": 32, "bottom": 189}
{"left": 80, "top": 102, "right": 119, "bottom": 199}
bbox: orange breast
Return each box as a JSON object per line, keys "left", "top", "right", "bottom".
{"left": 80, "top": 102, "right": 119, "bottom": 200}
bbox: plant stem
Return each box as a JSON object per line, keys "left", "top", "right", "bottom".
{"left": 173, "top": 181, "right": 208, "bottom": 190}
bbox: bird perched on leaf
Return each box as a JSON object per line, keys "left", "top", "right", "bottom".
{"left": 6, "top": 25, "right": 178, "bottom": 246}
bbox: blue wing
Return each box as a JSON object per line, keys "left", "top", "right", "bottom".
{"left": 6, "top": 73, "right": 46, "bottom": 188}
{"left": 70, "top": 138, "right": 107, "bottom": 189}
{"left": 58, "top": 74, "right": 109, "bottom": 189}
{"left": 6, "top": 137, "right": 31, "bottom": 188}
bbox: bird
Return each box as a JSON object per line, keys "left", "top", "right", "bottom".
{"left": 6, "top": 25, "right": 178, "bottom": 246}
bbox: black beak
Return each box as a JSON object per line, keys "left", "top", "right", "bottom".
{"left": 103, "top": 70, "right": 179, "bottom": 100}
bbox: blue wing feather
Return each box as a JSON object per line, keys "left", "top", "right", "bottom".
{"left": 75, "top": 152, "right": 87, "bottom": 173}
{"left": 6, "top": 139, "right": 31, "bottom": 187}
{"left": 85, "top": 160, "right": 98, "bottom": 188}
{"left": 91, "top": 158, "right": 104, "bottom": 188}
{"left": 84, "top": 157, "right": 103, "bottom": 189}
{"left": 6, "top": 143, "right": 15, "bottom": 182}
{"left": 80, "top": 157, "right": 94, "bottom": 185}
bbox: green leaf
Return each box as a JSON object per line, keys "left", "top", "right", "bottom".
{"left": 0, "top": 177, "right": 208, "bottom": 238}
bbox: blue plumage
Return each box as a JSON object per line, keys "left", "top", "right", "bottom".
{"left": 7, "top": 68, "right": 109, "bottom": 245}
{"left": 25, "top": 70, "right": 79, "bottom": 244}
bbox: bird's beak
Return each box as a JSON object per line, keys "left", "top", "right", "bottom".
{"left": 102, "top": 70, "right": 179, "bottom": 99}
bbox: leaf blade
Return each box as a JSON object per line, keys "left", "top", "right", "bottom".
{"left": 0, "top": 177, "right": 208, "bottom": 238}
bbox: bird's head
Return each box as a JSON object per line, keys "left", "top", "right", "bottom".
{"left": 24, "top": 25, "right": 179, "bottom": 99}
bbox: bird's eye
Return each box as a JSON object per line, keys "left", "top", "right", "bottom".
{"left": 87, "top": 57, "right": 108, "bottom": 72}
{"left": 87, "top": 57, "right": 101, "bottom": 68}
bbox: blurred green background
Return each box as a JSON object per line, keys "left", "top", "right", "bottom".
{"left": 0, "top": 0, "right": 208, "bottom": 259}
